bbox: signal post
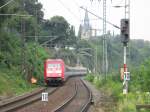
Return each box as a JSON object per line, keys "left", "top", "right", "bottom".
{"left": 121, "top": 18, "right": 130, "bottom": 94}
{"left": 119, "top": 0, "right": 130, "bottom": 95}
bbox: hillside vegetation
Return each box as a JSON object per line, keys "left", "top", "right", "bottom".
{"left": 0, "top": 0, "right": 93, "bottom": 97}
{"left": 0, "top": 0, "right": 75, "bottom": 97}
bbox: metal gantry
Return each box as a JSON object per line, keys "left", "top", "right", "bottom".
{"left": 102, "top": 0, "right": 108, "bottom": 78}
{"left": 90, "top": 0, "right": 108, "bottom": 76}
{"left": 21, "top": 18, "right": 26, "bottom": 76}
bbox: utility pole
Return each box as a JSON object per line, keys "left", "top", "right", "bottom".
{"left": 35, "top": 1, "right": 39, "bottom": 44}
{"left": 34, "top": 3, "right": 39, "bottom": 68}
{"left": 95, "top": 46, "right": 98, "bottom": 74}
{"left": 21, "top": 1, "right": 27, "bottom": 77}
{"left": 120, "top": 0, "right": 130, "bottom": 94}
{"left": 20, "top": 1, "right": 32, "bottom": 79}
{"left": 90, "top": 0, "right": 108, "bottom": 76}
{"left": 102, "top": 0, "right": 108, "bottom": 78}
{"left": 89, "top": 0, "right": 111, "bottom": 78}
{"left": 35, "top": 9, "right": 38, "bottom": 43}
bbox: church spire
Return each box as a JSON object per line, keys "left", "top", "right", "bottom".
{"left": 84, "top": 8, "right": 90, "bottom": 30}
{"left": 80, "top": 8, "right": 92, "bottom": 40}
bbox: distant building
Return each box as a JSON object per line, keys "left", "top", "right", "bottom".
{"left": 79, "top": 9, "right": 92, "bottom": 40}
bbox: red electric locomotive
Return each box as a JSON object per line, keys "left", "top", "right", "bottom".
{"left": 44, "top": 59, "right": 65, "bottom": 85}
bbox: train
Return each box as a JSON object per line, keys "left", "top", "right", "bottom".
{"left": 44, "top": 59, "right": 87, "bottom": 86}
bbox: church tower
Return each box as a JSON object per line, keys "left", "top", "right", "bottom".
{"left": 80, "top": 9, "right": 92, "bottom": 40}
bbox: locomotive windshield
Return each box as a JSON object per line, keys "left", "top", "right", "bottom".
{"left": 47, "top": 64, "right": 61, "bottom": 68}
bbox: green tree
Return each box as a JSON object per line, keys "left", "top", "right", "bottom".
{"left": 41, "top": 16, "right": 76, "bottom": 47}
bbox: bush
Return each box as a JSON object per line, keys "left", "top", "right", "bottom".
{"left": 85, "top": 74, "right": 94, "bottom": 82}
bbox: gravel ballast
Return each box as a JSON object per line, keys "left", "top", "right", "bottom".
{"left": 83, "top": 80, "right": 116, "bottom": 112}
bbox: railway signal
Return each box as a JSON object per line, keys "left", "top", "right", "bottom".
{"left": 119, "top": 0, "right": 130, "bottom": 95}
{"left": 121, "top": 19, "right": 129, "bottom": 45}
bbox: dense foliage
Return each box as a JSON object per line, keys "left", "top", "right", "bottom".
{"left": 87, "top": 35, "right": 150, "bottom": 73}
{"left": 0, "top": 0, "right": 69, "bottom": 96}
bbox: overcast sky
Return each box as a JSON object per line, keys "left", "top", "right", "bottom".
{"left": 38, "top": 0, "right": 150, "bottom": 41}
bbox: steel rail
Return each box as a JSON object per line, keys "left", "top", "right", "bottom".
{"left": 53, "top": 81, "right": 77, "bottom": 112}
{"left": 0, "top": 88, "right": 46, "bottom": 107}
{"left": 53, "top": 79, "right": 92, "bottom": 112}
{"left": 0, "top": 87, "right": 59, "bottom": 112}
{"left": 80, "top": 79, "right": 93, "bottom": 112}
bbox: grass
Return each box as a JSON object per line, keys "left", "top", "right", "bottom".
{"left": 85, "top": 74, "right": 150, "bottom": 112}
{"left": 0, "top": 67, "right": 38, "bottom": 97}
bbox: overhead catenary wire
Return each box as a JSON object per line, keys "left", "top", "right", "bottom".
{"left": 113, "top": 0, "right": 124, "bottom": 6}
{"left": 0, "top": 0, "right": 14, "bottom": 9}
{"left": 57, "top": 0, "right": 80, "bottom": 22}
{"left": 0, "top": 13, "right": 33, "bottom": 17}
{"left": 80, "top": 6, "right": 120, "bottom": 29}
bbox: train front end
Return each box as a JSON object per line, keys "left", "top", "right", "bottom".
{"left": 44, "top": 59, "right": 65, "bottom": 85}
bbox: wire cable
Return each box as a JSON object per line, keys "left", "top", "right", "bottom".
{"left": 80, "top": 6, "right": 120, "bottom": 29}
{"left": 112, "top": 0, "right": 124, "bottom": 6}
{"left": 0, "top": 0, "right": 14, "bottom": 9}
{"left": 0, "top": 13, "right": 32, "bottom": 17}
{"left": 57, "top": 0, "right": 80, "bottom": 22}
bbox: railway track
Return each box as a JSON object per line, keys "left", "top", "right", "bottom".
{"left": 14, "top": 78, "right": 77, "bottom": 112}
{"left": 53, "top": 79, "right": 92, "bottom": 112}
{"left": 0, "top": 87, "right": 58, "bottom": 112}
{"left": 0, "top": 77, "right": 92, "bottom": 112}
